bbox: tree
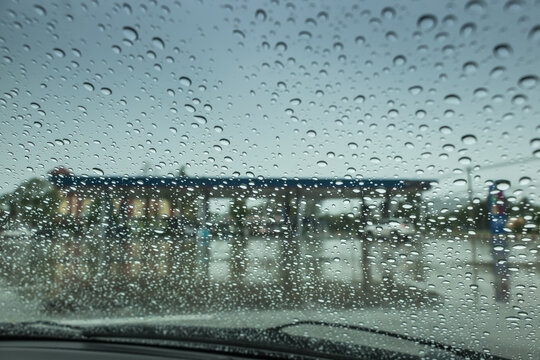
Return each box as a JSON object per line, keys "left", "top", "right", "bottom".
{"left": 0, "top": 177, "right": 61, "bottom": 230}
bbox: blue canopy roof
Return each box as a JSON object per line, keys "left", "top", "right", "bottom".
{"left": 49, "top": 174, "right": 432, "bottom": 195}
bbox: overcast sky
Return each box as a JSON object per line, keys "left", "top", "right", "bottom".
{"left": 1, "top": 0, "right": 539, "bottom": 203}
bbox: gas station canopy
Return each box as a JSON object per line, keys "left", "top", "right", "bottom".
{"left": 49, "top": 172, "right": 433, "bottom": 198}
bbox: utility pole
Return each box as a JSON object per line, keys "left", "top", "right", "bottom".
{"left": 465, "top": 166, "right": 479, "bottom": 305}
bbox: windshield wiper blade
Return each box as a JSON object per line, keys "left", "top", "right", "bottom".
{"left": 14, "top": 320, "right": 84, "bottom": 332}
{"left": 0, "top": 320, "right": 84, "bottom": 338}
{"left": 79, "top": 324, "right": 345, "bottom": 359}
{"left": 268, "top": 320, "right": 505, "bottom": 360}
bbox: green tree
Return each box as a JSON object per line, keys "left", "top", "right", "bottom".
{"left": 0, "top": 177, "right": 61, "bottom": 230}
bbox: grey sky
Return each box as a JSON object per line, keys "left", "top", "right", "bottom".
{"left": 1, "top": 0, "right": 539, "bottom": 202}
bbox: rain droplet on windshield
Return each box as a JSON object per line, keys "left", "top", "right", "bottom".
{"left": 493, "top": 43, "right": 513, "bottom": 58}
{"left": 83, "top": 82, "right": 94, "bottom": 91}
{"left": 529, "top": 25, "right": 540, "bottom": 41}
{"left": 518, "top": 75, "right": 538, "bottom": 89}
{"left": 152, "top": 37, "right": 165, "bottom": 50}
{"left": 122, "top": 26, "right": 138, "bottom": 42}
{"left": 92, "top": 168, "right": 104, "bottom": 176}
{"left": 255, "top": 9, "right": 267, "bottom": 21}
{"left": 417, "top": 14, "right": 437, "bottom": 31}
{"left": 461, "top": 135, "right": 478, "bottom": 145}
{"left": 33, "top": 5, "right": 46, "bottom": 16}
{"left": 179, "top": 76, "right": 192, "bottom": 86}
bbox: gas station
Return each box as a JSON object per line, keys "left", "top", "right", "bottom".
{"left": 48, "top": 169, "right": 433, "bottom": 293}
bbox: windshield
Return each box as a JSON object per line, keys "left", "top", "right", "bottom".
{"left": 0, "top": 0, "right": 539, "bottom": 358}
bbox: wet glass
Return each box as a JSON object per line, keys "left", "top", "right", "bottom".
{"left": 0, "top": 0, "right": 539, "bottom": 359}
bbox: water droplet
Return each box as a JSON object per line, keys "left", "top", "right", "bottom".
{"left": 255, "top": 9, "right": 267, "bottom": 21}
{"left": 393, "top": 55, "right": 406, "bottom": 66}
{"left": 528, "top": 25, "right": 540, "bottom": 41}
{"left": 83, "top": 82, "right": 94, "bottom": 91}
{"left": 179, "top": 76, "right": 192, "bottom": 86}
{"left": 386, "top": 31, "right": 397, "bottom": 41}
{"left": 122, "top": 3, "right": 132, "bottom": 14}
{"left": 512, "top": 94, "right": 527, "bottom": 105}
{"left": 473, "top": 88, "right": 487, "bottom": 98}
{"left": 348, "top": 142, "right": 358, "bottom": 150}
{"left": 460, "top": 22, "right": 476, "bottom": 37}
{"left": 519, "top": 176, "right": 531, "bottom": 185}
{"left": 92, "top": 168, "right": 104, "bottom": 176}
{"left": 459, "top": 156, "right": 472, "bottom": 165}
{"left": 355, "top": 36, "right": 365, "bottom": 45}
{"left": 444, "top": 94, "right": 461, "bottom": 104}
{"left": 490, "top": 66, "right": 505, "bottom": 79}
{"left": 100, "top": 87, "right": 112, "bottom": 95}
{"left": 34, "top": 5, "right": 46, "bottom": 16}
{"left": 439, "top": 126, "right": 453, "bottom": 134}
{"left": 53, "top": 48, "right": 65, "bottom": 58}
{"left": 496, "top": 180, "right": 511, "bottom": 190}
{"left": 381, "top": 7, "right": 396, "bottom": 20}
{"left": 233, "top": 29, "right": 245, "bottom": 39}
{"left": 152, "top": 37, "right": 165, "bottom": 50}
{"left": 443, "top": 144, "right": 455, "bottom": 152}
{"left": 184, "top": 104, "right": 196, "bottom": 113}
{"left": 290, "top": 98, "right": 301, "bottom": 106}
{"left": 518, "top": 75, "right": 538, "bottom": 89}
{"left": 194, "top": 115, "right": 207, "bottom": 124}
{"left": 299, "top": 31, "right": 312, "bottom": 39}
{"left": 317, "top": 160, "right": 328, "bottom": 167}
{"left": 417, "top": 14, "right": 437, "bottom": 31}
{"left": 504, "top": 0, "right": 523, "bottom": 12}
{"left": 275, "top": 41, "right": 287, "bottom": 52}
{"left": 354, "top": 95, "right": 365, "bottom": 104}
{"left": 453, "top": 179, "right": 467, "bottom": 186}
{"left": 317, "top": 11, "right": 328, "bottom": 21}
{"left": 122, "top": 26, "right": 138, "bottom": 41}
{"left": 465, "top": 0, "right": 487, "bottom": 14}
{"left": 408, "top": 86, "right": 423, "bottom": 95}
{"left": 463, "top": 61, "right": 478, "bottom": 74}
{"left": 461, "top": 134, "right": 477, "bottom": 145}
{"left": 306, "top": 130, "right": 317, "bottom": 138}
{"left": 493, "top": 43, "right": 512, "bottom": 58}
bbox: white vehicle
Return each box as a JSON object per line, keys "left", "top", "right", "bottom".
{"left": 364, "top": 218, "right": 415, "bottom": 241}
